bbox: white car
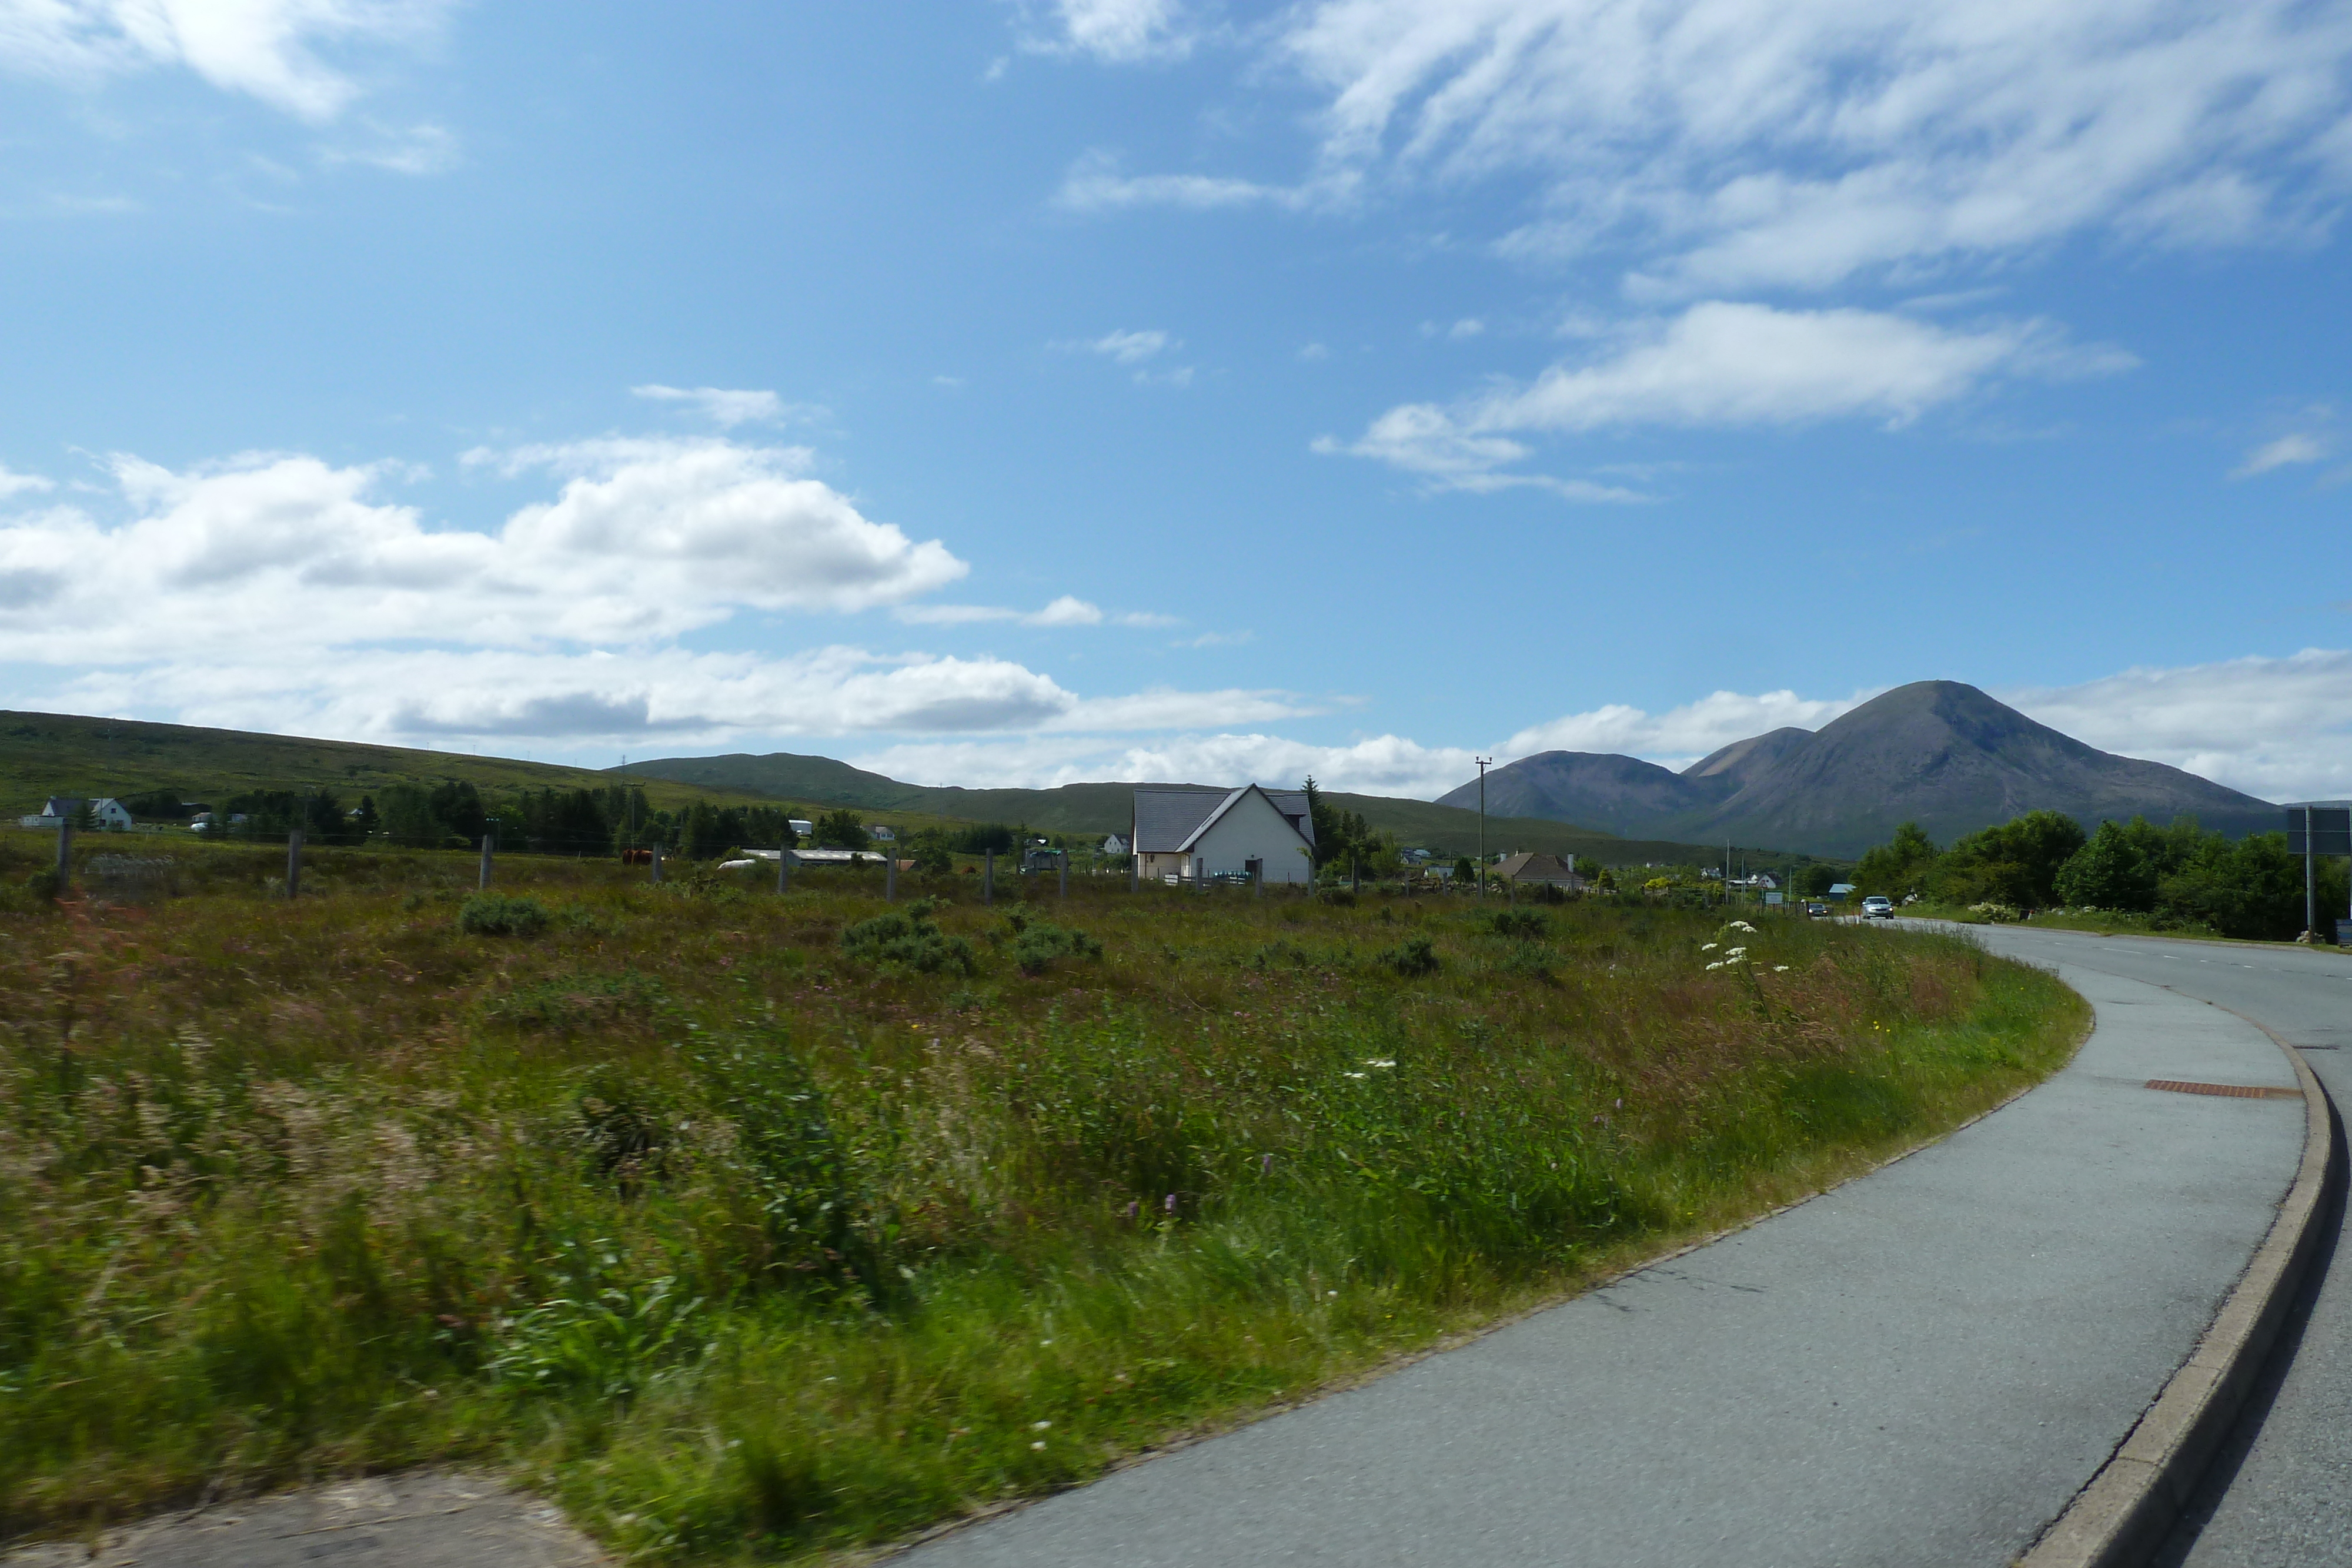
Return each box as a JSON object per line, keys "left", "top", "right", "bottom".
{"left": 1861, "top": 895, "right": 1895, "bottom": 920}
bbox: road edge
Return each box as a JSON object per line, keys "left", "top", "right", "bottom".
{"left": 2016, "top": 1008, "right": 2338, "bottom": 1568}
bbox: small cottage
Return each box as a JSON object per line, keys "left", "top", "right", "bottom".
{"left": 1131, "top": 786, "right": 1315, "bottom": 884}
{"left": 1493, "top": 851, "right": 1585, "bottom": 890}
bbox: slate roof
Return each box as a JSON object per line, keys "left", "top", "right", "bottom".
{"left": 1132, "top": 787, "right": 1316, "bottom": 854}
{"left": 1494, "top": 851, "right": 1583, "bottom": 885}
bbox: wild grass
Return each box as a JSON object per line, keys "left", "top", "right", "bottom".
{"left": 0, "top": 835, "right": 2083, "bottom": 1560}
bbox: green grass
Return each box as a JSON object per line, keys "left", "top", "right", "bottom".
{"left": 0, "top": 838, "right": 2082, "bottom": 1561}
{"left": 1910, "top": 901, "right": 2346, "bottom": 949}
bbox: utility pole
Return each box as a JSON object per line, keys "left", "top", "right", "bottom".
{"left": 1476, "top": 756, "right": 1491, "bottom": 901}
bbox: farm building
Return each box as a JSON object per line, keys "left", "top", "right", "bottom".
{"left": 1131, "top": 786, "right": 1315, "bottom": 884}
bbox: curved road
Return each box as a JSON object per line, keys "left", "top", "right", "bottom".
{"left": 1956, "top": 925, "right": 2352, "bottom": 1568}
{"left": 899, "top": 930, "right": 2312, "bottom": 1568}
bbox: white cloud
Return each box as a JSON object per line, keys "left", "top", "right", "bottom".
{"left": 0, "top": 463, "right": 54, "bottom": 498}
{"left": 2231, "top": 432, "right": 2326, "bottom": 478}
{"left": 1247, "top": 0, "right": 2352, "bottom": 293}
{"left": 0, "top": 0, "right": 450, "bottom": 122}
{"left": 1448, "top": 317, "right": 1485, "bottom": 339}
{"left": 851, "top": 729, "right": 1475, "bottom": 795}
{"left": 1081, "top": 327, "right": 1175, "bottom": 363}
{"left": 319, "top": 119, "right": 457, "bottom": 175}
{"left": 1324, "top": 302, "right": 2134, "bottom": 489}
{"left": 0, "top": 438, "right": 966, "bottom": 668}
{"left": 1027, "top": 0, "right": 1190, "bottom": 63}
{"left": 1054, "top": 150, "right": 1317, "bottom": 212}
{"left": 1998, "top": 652, "right": 2352, "bottom": 804}
{"left": 1503, "top": 687, "right": 1872, "bottom": 770}
{"left": 631, "top": 385, "right": 812, "bottom": 429}
{"left": 892, "top": 596, "right": 1170, "bottom": 628}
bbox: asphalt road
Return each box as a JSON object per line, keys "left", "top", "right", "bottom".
{"left": 898, "top": 937, "right": 2308, "bottom": 1568}
{"left": 1953, "top": 925, "right": 2352, "bottom": 1568}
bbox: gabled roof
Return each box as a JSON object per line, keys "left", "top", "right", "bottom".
{"left": 1132, "top": 785, "right": 1316, "bottom": 854}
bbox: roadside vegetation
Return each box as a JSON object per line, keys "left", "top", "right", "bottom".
{"left": 0, "top": 834, "right": 2080, "bottom": 1562}
{"left": 1847, "top": 810, "right": 2340, "bottom": 941}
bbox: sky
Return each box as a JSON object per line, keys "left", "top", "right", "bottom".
{"left": 2, "top": 0, "right": 2350, "bottom": 806}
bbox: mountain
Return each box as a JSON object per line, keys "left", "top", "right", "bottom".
{"left": 1444, "top": 681, "right": 2279, "bottom": 858}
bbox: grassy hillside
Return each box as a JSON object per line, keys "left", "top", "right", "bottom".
{"left": 620, "top": 751, "right": 1772, "bottom": 867}
{"left": 0, "top": 713, "right": 973, "bottom": 837}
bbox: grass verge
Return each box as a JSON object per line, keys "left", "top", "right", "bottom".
{"left": 0, "top": 840, "right": 2083, "bottom": 1560}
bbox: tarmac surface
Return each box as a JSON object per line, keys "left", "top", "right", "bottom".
{"left": 0, "top": 1471, "right": 606, "bottom": 1568}
{"left": 1952, "top": 925, "right": 2352, "bottom": 1568}
{"left": 897, "top": 937, "right": 2307, "bottom": 1568}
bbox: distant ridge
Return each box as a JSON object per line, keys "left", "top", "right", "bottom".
{"left": 1439, "top": 681, "right": 2278, "bottom": 857}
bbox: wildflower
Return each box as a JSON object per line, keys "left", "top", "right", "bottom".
{"left": 1728, "top": 921, "right": 1757, "bottom": 934}
{"left": 1032, "top": 1440, "right": 1047, "bottom": 1450}
{"left": 1773, "top": 965, "right": 1790, "bottom": 973}
{"left": 1261, "top": 1152, "right": 1274, "bottom": 1175}
{"left": 1725, "top": 947, "right": 1747, "bottom": 958}
{"left": 1342, "top": 1071, "right": 1367, "bottom": 1079}
{"left": 1705, "top": 961, "right": 1724, "bottom": 971}
{"left": 1164, "top": 1193, "right": 1177, "bottom": 1213}
{"left": 1033, "top": 1420, "right": 1051, "bottom": 1430}
{"left": 1364, "top": 1058, "right": 1395, "bottom": 1068}
{"left": 1700, "top": 942, "right": 1719, "bottom": 952}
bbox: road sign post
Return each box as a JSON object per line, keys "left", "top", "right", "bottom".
{"left": 2285, "top": 803, "right": 2351, "bottom": 942}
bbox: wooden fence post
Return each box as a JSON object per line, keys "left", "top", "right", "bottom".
{"left": 777, "top": 847, "right": 790, "bottom": 894}
{"left": 54, "top": 819, "right": 72, "bottom": 894}
{"left": 983, "top": 848, "right": 994, "bottom": 905}
{"left": 886, "top": 853, "right": 896, "bottom": 902}
{"left": 1059, "top": 850, "right": 1068, "bottom": 898}
{"left": 479, "top": 833, "right": 495, "bottom": 890}
{"left": 650, "top": 844, "right": 663, "bottom": 885}
{"left": 286, "top": 830, "right": 303, "bottom": 900}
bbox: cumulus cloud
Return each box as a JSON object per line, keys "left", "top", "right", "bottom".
{"left": 851, "top": 730, "right": 1477, "bottom": 795}
{"left": 631, "top": 385, "right": 811, "bottom": 429}
{"left": 1025, "top": 0, "right": 1190, "bottom": 62}
{"left": 2231, "top": 433, "right": 2326, "bottom": 478}
{"left": 0, "top": 464, "right": 54, "bottom": 498}
{"left": 1502, "top": 687, "right": 1872, "bottom": 770}
{"left": 893, "top": 596, "right": 1148, "bottom": 628}
{"left": 0, "top": 0, "right": 450, "bottom": 121}
{"left": 1067, "top": 0, "right": 2352, "bottom": 294}
{"left": 2000, "top": 652, "right": 2352, "bottom": 803}
{"left": 1323, "top": 302, "right": 2134, "bottom": 487}
{"left": 0, "top": 439, "right": 965, "bottom": 664}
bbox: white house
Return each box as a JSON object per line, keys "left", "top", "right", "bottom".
{"left": 18, "top": 796, "right": 85, "bottom": 829}
{"left": 868, "top": 825, "right": 897, "bottom": 842}
{"left": 1102, "top": 833, "right": 1128, "bottom": 856}
{"left": 1131, "top": 786, "right": 1315, "bottom": 884}
{"left": 788, "top": 818, "right": 814, "bottom": 840}
{"left": 90, "top": 798, "right": 135, "bottom": 831}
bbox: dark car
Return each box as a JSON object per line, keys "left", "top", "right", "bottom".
{"left": 1805, "top": 901, "right": 1830, "bottom": 917}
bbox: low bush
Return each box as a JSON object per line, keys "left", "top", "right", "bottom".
{"left": 459, "top": 891, "right": 550, "bottom": 935}
{"left": 841, "top": 898, "right": 976, "bottom": 975}
{"left": 1001, "top": 911, "right": 1104, "bottom": 975}
{"left": 1376, "top": 934, "right": 1441, "bottom": 975}
{"left": 1486, "top": 907, "right": 1551, "bottom": 939}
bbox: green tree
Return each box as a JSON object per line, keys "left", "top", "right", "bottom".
{"left": 1793, "top": 863, "right": 1838, "bottom": 898}
{"left": 1853, "top": 821, "right": 1939, "bottom": 898}
{"left": 813, "top": 808, "right": 866, "bottom": 849}
{"left": 2054, "top": 820, "right": 2160, "bottom": 911}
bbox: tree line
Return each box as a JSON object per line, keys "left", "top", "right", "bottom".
{"left": 1850, "top": 810, "right": 2340, "bottom": 940}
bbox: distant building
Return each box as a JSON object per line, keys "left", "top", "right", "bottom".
{"left": 1493, "top": 851, "right": 1585, "bottom": 890}
{"left": 787, "top": 818, "right": 814, "bottom": 840}
{"left": 1131, "top": 786, "right": 1315, "bottom": 884}
{"left": 90, "top": 798, "right": 134, "bottom": 831}
{"left": 1827, "top": 882, "right": 1856, "bottom": 902}
{"left": 18, "top": 796, "right": 84, "bottom": 829}
{"left": 867, "top": 825, "right": 897, "bottom": 842}
{"left": 1102, "top": 833, "right": 1128, "bottom": 856}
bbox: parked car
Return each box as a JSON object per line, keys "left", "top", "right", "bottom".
{"left": 1805, "top": 901, "right": 1830, "bottom": 918}
{"left": 1861, "top": 894, "right": 1895, "bottom": 920}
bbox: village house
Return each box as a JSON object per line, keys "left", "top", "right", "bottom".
{"left": 1131, "top": 785, "right": 1316, "bottom": 884}
{"left": 1492, "top": 851, "right": 1586, "bottom": 891}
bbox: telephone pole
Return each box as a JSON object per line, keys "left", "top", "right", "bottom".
{"left": 1476, "top": 756, "right": 1491, "bottom": 901}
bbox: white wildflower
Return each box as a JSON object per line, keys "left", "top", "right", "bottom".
{"left": 1364, "top": 1059, "right": 1395, "bottom": 1068}
{"left": 1705, "top": 961, "right": 1725, "bottom": 971}
{"left": 1342, "top": 1071, "right": 1367, "bottom": 1079}
{"left": 1033, "top": 1420, "right": 1051, "bottom": 1430}
{"left": 1729, "top": 921, "right": 1758, "bottom": 934}
{"left": 1773, "top": 965, "right": 1790, "bottom": 973}
{"left": 1700, "top": 942, "right": 1719, "bottom": 952}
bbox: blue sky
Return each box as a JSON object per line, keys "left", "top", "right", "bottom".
{"left": 4, "top": 0, "right": 2351, "bottom": 802}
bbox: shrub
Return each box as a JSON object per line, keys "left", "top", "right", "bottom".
{"left": 1317, "top": 888, "right": 1358, "bottom": 907}
{"left": 1486, "top": 908, "right": 1551, "bottom": 939}
{"left": 841, "top": 898, "right": 976, "bottom": 975}
{"left": 1004, "top": 912, "right": 1104, "bottom": 975}
{"left": 1376, "top": 934, "right": 1441, "bottom": 976}
{"left": 23, "top": 868, "right": 61, "bottom": 904}
{"left": 458, "top": 891, "right": 550, "bottom": 935}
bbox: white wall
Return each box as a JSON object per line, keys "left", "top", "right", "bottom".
{"left": 1192, "top": 792, "right": 1313, "bottom": 882}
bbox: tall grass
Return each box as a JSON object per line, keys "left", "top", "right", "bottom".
{"left": 0, "top": 837, "right": 2082, "bottom": 1559}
